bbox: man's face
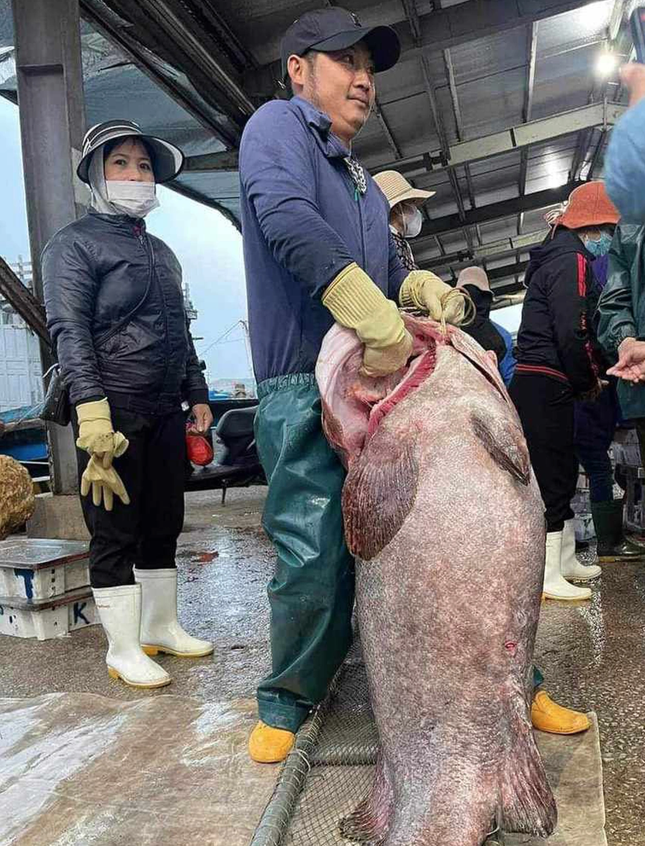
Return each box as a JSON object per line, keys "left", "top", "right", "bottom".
{"left": 292, "top": 42, "right": 376, "bottom": 144}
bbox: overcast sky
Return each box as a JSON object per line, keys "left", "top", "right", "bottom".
{"left": 0, "top": 96, "right": 252, "bottom": 384}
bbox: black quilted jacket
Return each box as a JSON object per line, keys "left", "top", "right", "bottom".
{"left": 42, "top": 212, "right": 208, "bottom": 414}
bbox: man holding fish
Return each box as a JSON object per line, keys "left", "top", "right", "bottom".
{"left": 239, "top": 5, "right": 587, "bottom": 764}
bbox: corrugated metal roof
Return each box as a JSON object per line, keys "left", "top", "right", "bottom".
{"left": 0, "top": 0, "right": 635, "bottom": 290}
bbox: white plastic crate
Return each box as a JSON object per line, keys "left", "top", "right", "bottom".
{"left": 0, "top": 588, "right": 97, "bottom": 640}
{"left": 0, "top": 538, "right": 89, "bottom": 601}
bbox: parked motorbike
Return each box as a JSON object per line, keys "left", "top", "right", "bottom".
{"left": 185, "top": 404, "right": 266, "bottom": 503}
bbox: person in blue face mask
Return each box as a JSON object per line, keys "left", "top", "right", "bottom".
{"left": 510, "top": 181, "right": 620, "bottom": 603}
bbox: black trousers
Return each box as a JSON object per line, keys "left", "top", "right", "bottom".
{"left": 73, "top": 406, "right": 186, "bottom": 588}
{"left": 509, "top": 374, "right": 577, "bottom": 533}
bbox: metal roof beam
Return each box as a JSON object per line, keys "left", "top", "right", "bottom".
{"left": 420, "top": 230, "right": 548, "bottom": 272}
{"left": 184, "top": 151, "right": 240, "bottom": 172}
{"left": 418, "top": 181, "right": 582, "bottom": 239}
{"left": 137, "top": 0, "right": 254, "bottom": 115}
{"left": 373, "top": 95, "right": 402, "bottom": 159}
{"left": 400, "top": 0, "right": 468, "bottom": 236}
{"left": 394, "top": 0, "right": 598, "bottom": 57}
{"left": 80, "top": 0, "right": 241, "bottom": 148}
{"left": 421, "top": 259, "right": 530, "bottom": 285}
{"left": 381, "top": 101, "right": 627, "bottom": 176}
{"left": 247, "top": 0, "right": 598, "bottom": 91}
{"left": 518, "top": 20, "right": 539, "bottom": 233}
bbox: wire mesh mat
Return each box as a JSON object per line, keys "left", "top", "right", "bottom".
{"left": 250, "top": 640, "right": 505, "bottom": 846}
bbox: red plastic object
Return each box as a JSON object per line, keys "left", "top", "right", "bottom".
{"left": 186, "top": 431, "right": 214, "bottom": 466}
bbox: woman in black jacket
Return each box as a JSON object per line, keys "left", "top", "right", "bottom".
{"left": 43, "top": 120, "right": 213, "bottom": 689}
{"left": 510, "top": 181, "right": 619, "bottom": 603}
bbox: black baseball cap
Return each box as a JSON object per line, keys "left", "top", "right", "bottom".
{"left": 280, "top": 7, "right": 401, "bottom": 79}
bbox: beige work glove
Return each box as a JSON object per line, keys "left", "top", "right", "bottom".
{"left": 399, "top": 270, "right": 466, "bottom": 325}
{"left": 76, "top": 398, "right": 129, "bottom": 467}
{"left": 81, "top": 455, "right": 130, "bottom": 512}
{"left": 323, "top": 263, "right": 413, "bottom": 378}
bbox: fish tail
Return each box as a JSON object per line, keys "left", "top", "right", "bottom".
{"left": 338, "top": 755, "right": 393, "bottom": 844}
{"left": 499, "top": 697, "right": 557, "bottom": 835}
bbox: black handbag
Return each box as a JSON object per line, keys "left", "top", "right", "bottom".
{"left": 40, "top": 363, "right": 71, "bottom": 426}
{"left": 40, "top": 242, "right": 155, "bottom": 427}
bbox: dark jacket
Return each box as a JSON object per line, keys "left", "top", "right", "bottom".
{"left": 514, "top": 228, "right": 599, "bottom": 396}
{"left": 239, "top": 96, "right": 408, "bottom": 384}
{"left": 460, "top": 286, "right": 515, "bottom": 387}
{"left": 42, "top": 212, "right": 208, "bottom": 414}
{"left": 575, "top": 250, "right": 621, "bottom": 452}
{"left": 597, "top": 224, "right": 645, "bottom": 420}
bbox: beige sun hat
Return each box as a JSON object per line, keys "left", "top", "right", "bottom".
{"left": 373, "top": 170, "right": 435, "bottom": 209}
{"left": 457, "top": 267, "right": 491, "bottom": 293}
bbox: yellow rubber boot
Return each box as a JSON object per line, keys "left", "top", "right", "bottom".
{"left": 249, "top": 721, "right": 295, "bottom": 763}
{"left": 531, "top": 690, "right": 590, "bottom": 735}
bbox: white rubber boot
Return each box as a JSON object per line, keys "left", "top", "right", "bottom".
{"left": 92, "top": 584, "right": 171, "bottom": 688}
{"left": 543, "top": 531, "right": 592, "bottom": 601}
{"left": 560, "top": 519, "right": 601, "bottom": 582}
{"left": 134, "top": 568, "right": 214, "bottom": 658}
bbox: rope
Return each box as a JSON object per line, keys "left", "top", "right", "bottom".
{"left": 438, "top": 287, "right": 476, "bottom": 336}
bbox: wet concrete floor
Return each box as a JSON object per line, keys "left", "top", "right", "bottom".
{"left": 0, "top": 488, "right": 644, "bottom": 844}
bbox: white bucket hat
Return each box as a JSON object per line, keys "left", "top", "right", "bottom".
{"left": 373, "top": 170, "right": 435, "bottom": 209}
{"left": 77, "top": 119, "right": 184, "bottom": 185}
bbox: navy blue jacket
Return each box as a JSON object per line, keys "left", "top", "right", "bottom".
{"left": 239, "top": 96, "right": 408, "bottom": 384}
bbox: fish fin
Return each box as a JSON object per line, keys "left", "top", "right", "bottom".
{"left": 450, "top": 328, "right": 509, "bottom": 400}
{"left": 471, "top": 410, "right": 531, "bottom": 486}
{"left": 500, "top": 704, "right": 557, "bottom": 835}
{"left": 339, "top": 797, "right": 387, "bottom": 845}
{"left": 342, "top": 428, "right": 419, "bottom": 560}
{"left": 339, "top": 756, "right": 393, "bottom": 844}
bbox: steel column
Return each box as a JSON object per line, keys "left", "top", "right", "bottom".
{"left": 11, "top": 0, "right": 87, "bottom": 495}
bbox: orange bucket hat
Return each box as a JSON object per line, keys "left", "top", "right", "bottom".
{"left": 545, "top": 181, "right": 619, "bottom": 230}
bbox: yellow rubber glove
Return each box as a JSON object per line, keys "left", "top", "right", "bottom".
{"left": 80, "top": 455, "right": 130, "bottom": 512}
{"left": 322, "top": 263, "right": 413, "bottom": 378}
{"left": 76, "top": 399, "right": 129, "bottom": 468}
{"left": 399, "top": 270, "right": 466, "bottom": 325}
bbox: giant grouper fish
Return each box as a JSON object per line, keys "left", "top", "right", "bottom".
{"left": 315, "top": 314, "right": 556, "bottom": 846}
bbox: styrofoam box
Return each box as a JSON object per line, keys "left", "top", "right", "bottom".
{"left": 0, "top": 588, "right": 97, "bottom": 640}
{"left": 0, "top": 539, "right": 89, "bottom": 601}
{"left": 0, "top": 558, "right": 89, "bottom": 602}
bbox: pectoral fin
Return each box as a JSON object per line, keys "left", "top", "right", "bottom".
{"left": 342, "top": 427, "right": 419, "bottom": 560}
{"left": 471, "top": 410, "right": 531, "bottom": 486}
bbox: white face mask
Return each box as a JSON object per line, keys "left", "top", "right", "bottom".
{"left": 397, "top": 204, "right": 423, "bottom": 239}
{"left": 105, "top": 180, "right": 160, "bottom": 218}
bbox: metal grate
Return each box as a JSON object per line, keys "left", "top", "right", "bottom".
{"left": 250, "top": 643, "right": 505, "bottom": 846}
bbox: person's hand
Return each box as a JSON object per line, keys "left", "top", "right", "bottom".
{"left": 191, "top": 403, "right": 213, "bottom": 434}
{"left": 75, "top": 398, "right": 129, "bottom": 468}
{"left": 361, "top": 328, "right": 414, "bottom": 378}
{"left": 80, "top": 455, "right": 130, "bottom": 512}
{"left": 621, "top": 63, "right": 645, "bottom": 109}
{"left": 399, "top": 271, "right": 466, "bottom": 325}
{"left": 607, "top": 337, "right": 645, "bottom": 382}
{"left": 322, "top": 263, "right": 415, "bottom": 377}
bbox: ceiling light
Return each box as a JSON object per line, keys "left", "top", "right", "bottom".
{"left": 596, "top": 51, "right": 619, "bottom": 77}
